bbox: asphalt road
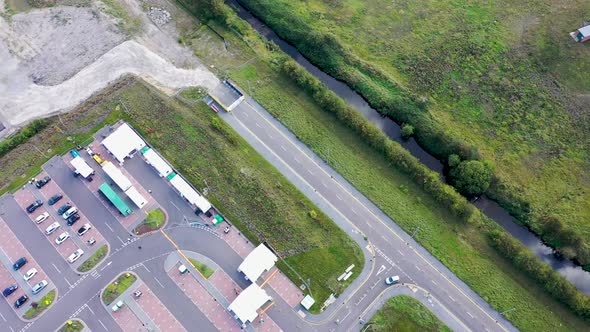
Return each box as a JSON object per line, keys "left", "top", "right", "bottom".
{"left": 219, "top": 95, "right": 518, "bottom": 332}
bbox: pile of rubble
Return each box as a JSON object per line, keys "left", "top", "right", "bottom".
{"left": 147, "top": 7, "right": 171, "bottom": 26}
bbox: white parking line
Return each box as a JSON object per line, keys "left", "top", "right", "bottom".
{"left": 0, "top": 312, "right": 6, "bottom": 322}
{"left": 98, "top": 319, "right": 107, "bottom": 330}
{"left": 154, "top": 277, "right": 165, "bottom": 288}
{"left": 104, "top": 222, "right": 114, "bottom": 232}
{"left": 52, "top": 263, "right": 61, "bottom": 274}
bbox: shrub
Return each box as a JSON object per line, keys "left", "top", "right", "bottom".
{"left": 400, "top": 124, "right": 414, "bottom": 140}
{"left": 450, "top": 160, "right": 493, "bottom": 196}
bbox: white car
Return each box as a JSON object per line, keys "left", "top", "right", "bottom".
{"left": 67, "top": 249, "right": 84, "bottom": 263}
{"left": 23, "top": 268, "right": 38, "bottom": 281}
{"left": 55, "top": 232, "right": 70, "bottom": 245}
{"left": 45, "top": 222, "right": 60, "bottom": 235}
{"left": 111, "top": 300, "right": 124, "bottom": 312}
{"left": 31, "top": 280, "right": 48, "bottom": 295}
{"left": 77, "top": 223, "right": 92, "bottom": 236}
{"left": 34, "top": 212, "right": 49, "bottom": 224}
{"left": 385, "top": 275, "right": 400, "bottom": 285}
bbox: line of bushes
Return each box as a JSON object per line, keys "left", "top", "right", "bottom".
{"left": 0, "top": 119, "right": 49, "bottom": 159}
{"left": 488, "top": 228, "right": 590, "bottom": 319}
{"left": 232, "top": 0, "right": 590, "bottom": 270}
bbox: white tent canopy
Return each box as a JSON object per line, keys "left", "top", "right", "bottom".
{"left": 124, "top": 186, "right": 147, "bottom": 209}
{"left": 169, "top": 174, "right": 211, "bottom": 212}
{"left": 70, "top": 156, "right": 94, "bottom": 178}
{"left": 142, "top": 148, "right": 173, "bottom": 177}
{"left": 238, "top": 243, "right": 277, "bottom": 282}
{"left": 228, "top": 284, "right": 271, "bottom": 325}
{"left": 102, "top": 161, "right": 132, "bottom": 191}
{"left": 101, "top": 123, "right": 146, "bottom": 163}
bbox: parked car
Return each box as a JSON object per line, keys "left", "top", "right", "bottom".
{"left": 57, "top": 203, "right": 72, "bottom": 215}
{"left": 47, "top": 193, "right": 63, "bottom": 206}
{"left": 31, "top": 280, "right": 48, "bottom": 295}
{"left": 62, "top": 207, "right": 77, "bottom": 219}
{"left": 111, "top": 300, "right": 124, "bottom": 312}
{"left": 26, "top": 200, "right": 43, "bottom": 213}
{"left": 87, "top": 238, "right": 96, "bottom": 246}
{"left": 13, "top": 257, "right": 27, "bottom": 271}
{"left": 55, "top": 232, "right": 70, "bottom": 245}
{"left": 86, "top": 147, "right": 94, "bottom": 156}
{"left": 2, "top": 284, "right": 18, "bottom": 297}
{"left": 14, "top": 295, "right": 28, "bottom": 308}
{"left": 70, "top": 150, "right": 79, "bottom": 158}
{"left": 34, "top": 212, "right": 50, "bottom": 224}
{"left": 385, "top": 275, "right": 400, "bottom": 285}
{"left": 23, "top": 268, "right": 38, "bottom": 281}
{"left": 67, "top": 249, "right": 84, "bottom": 263}
{"left": 77, "top": 224, "right": 91, "bottom": 236}
{"left": 66, "top": 213, "right": 80, "bottom": 226}
{"left": 45, "top": 222, "right": 60, "bottom": 235}
{"left": 35, "top": 176, "right": 51, "bottom": 188}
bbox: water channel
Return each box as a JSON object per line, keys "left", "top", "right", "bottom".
{"left": 226, "top": 0, "right": 590, "bottom": 293}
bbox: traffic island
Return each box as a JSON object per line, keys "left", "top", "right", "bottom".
{"left": 102, "top": 272, "right": 137, "bottom": 305}
{"left": 133, "top": 208, "right": 166, "bottom": 235}
{"left": 58, "top": 319, "right": 85, "bottom": 332}
{"left": 23, "top": 289, "right": 56, "bottom": 320}
{"left": 77, "top": 244, "right": 109, "bottom": 273}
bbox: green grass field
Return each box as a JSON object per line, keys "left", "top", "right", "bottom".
{"left": 102, "top": 272, "right": 137, "bottom": 305}
{"left": 365, "top": 295, "right": 451, "bottom": 332}
{"left": 78, "top": 245, "right": 108, "bottom": 272}
{"left": 145, "top": 208, "right": 165, "bottom": 229}
{"left": 233, "top": 0, "right": 590, "bottom": 260}
{"left": 189, "top": 258, "right": 214, "bottom": 279}
{"left": 172, "top": 2, "right": 588, "bottom": 330}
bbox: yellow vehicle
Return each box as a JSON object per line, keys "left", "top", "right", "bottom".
{"left": 92, "top": 154, "right": 103, "bottom": 165}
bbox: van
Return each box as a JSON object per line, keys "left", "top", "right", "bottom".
{"left": 62, "top": 207, "right": 78, "bottom": 219}
{"left": 31, "top": 280, "right": 48, "bottom": 295}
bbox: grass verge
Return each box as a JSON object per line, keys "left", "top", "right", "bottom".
{"left": 77, "top": 245, "right": 108, "bottom": 272}
{"left": 23, "top": 289, "right": 55, "bottom": 319}
{"left": 58, "top": 319, "right": 84, "bottom": 332}
{"left": 189, "top": 258, "right": 214, "bottom": 279}
{"left": 365, "top": 295, "right": 451, "bottom": 332}
{"left": 102, "top": 272, "right": 137, "bottom": 305}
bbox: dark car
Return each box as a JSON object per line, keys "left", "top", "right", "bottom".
{"left": 48, "top": 194, "right": 63, "bottom": 206}
{"left": 35, "top": 176, "right": 51, "bottom": 189}
{"left": 13, "top": 257, "right": 27, "bottom": 271}
{"left": 2, "top": 284, "right": 18, "bottom": 297}
{"left": 57, "top": 203, "right": 72, "bottom": 215}
{"left": 26, "top": 200, "right": 43, "bottom": 214}
{"left": 14, "top": 295, "right": 28, "bottom": 308}
{"left": 66, "top": 214, "right": 80, "bottom": 226}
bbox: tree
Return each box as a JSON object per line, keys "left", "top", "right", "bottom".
{"left": 400, "top": 124, "right": 414, "bottom": 140}
{"left": 450, "top": 160, "right": 493, "bottom": 196}
{"left": 448, "top": 154, "right": 461, "bottom": 168}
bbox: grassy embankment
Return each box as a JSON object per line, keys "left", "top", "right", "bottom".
{"left": 365, "top": 295, "right": 451, "bottom": 332}
{"left": 58, "top": 319, "right": 85, "bottom": 332}
{"left": 172, "top": 1, "right": 588, "bottom": 330}
{"left": 234, "top": 0, "right": 590, "bottom": 269}
{"left": 23, "top": 289, "right": 55, "bottom": 319}
{"left": 102, "top": 272, "right": 137, "bottom": 305}
{"left": 78, "top": 245, "right": 108, "bottom": 272}
{"left": 189, "top": 258, "right": 214, "bottom": 279}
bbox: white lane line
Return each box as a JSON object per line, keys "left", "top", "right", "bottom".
{"left": 467, "top": 312, "right": 474, "bottom": 318}
{"left": 116, "top": 236, "right": 125, "bottom": 244}
{"left": 65, "top": 277, "right": 73, "bottom": 288}
{"left": 336, "top": 194, "right": 343, "bottom": 201}
{"left": 307, "top": 169, "right": 314, "bottom": 175}
{"left": 431, "top": 279, "right": 438, "bottom": 285}
{"left": 280, "top": 145, "right": 287, "bottom": 152}
{"left": 397, "top": 250, "right": 405, "bottom": 257}
{"left": 9, "top": 326, "right": 14, "bottom": 332}
{"left": 320, "top": 180, "right": 328, "bottom": 188}
{"left": 52, "top": 263, "right": 61, "bottom": 274}
{"left": 351, "top": 207, "right": 358, "bottom": 215}
{"left": 170, "top": 201, "right": 180, "bottom": 211}
{"left": 104, "top": 222, "right": 114, "bottom": 232}
{"left": 87, "top": 305, "right": 95, "bottom": 315}
{"left": 154, "top": 277, "right": 165, "bottom": 288}
{"left": 98, "top": 319, "right": 107, "bottom": 330}
{"left": 0, "top": 312, "right": 6, "bottom": 322}
{"left": 294, "top": 156, "right": 301, "bottom": 164}
{"left": 449, "top": 295, "right": 456, "bottom": 302}
{"left": 142, "top": 263, "right": 151, "bottom": 273}
{"left": 415, "top": 265, "right": 422, "bottom": 271}
{"left": 242, "top": 112, "right": 249, "bottom": 118}
{"left": 255, "top": 122, "right": 262, "bottom": 128}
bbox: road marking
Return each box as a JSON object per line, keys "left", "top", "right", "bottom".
{"left": 65, "top": 277, "right": 73, "bottom": 289}
{"left": 116, "top": 236, "right": 125, "bottom": 244}
{"left": 154, "top": 277, "right": 165, "bottom": 288}
{"left": 87, "top": 305, "right": 95, "bottom": 315}
{"left": 294, "top": 156, "right": 300, "bottom": 164}
{"left": 307, "top": 169, "right": 314, "bottom": 175}
{"left": 397, "top": 250, "right": 405, "bottom": 257}
{"left": 104, "top": 222, "right": 114, "bottom": 232}
{"left": 98, "top": 319, "right": 107, "bottom": 330}
{"left": 320, "top": 180, "right": 328, "bottom": 188}
{"left": 449, "top": 295, "right": 456, "bottom": 302}
{"left": 52, "top": 263, "right": 61, "bottom": 274}
{"left": 431, "top": 279, "right": 438, "bottom": 285}
{"left": 467, "top": 312, "right": 474, "bottom": 318}
{"left": 142, "top": 263, "right": 151, "bottom": 273}
{"left": 170, "top": 201, "right": 181, "bottom": 211}
{"left": 415, "top": 265, "right": 422, "bottom": 271}
{"left": 255, "top": 122, "right": 262, "bottom": 128}
{"left": 336, "top": 194, "right": 343, "bottom": 201}
{"left": 280, "top": 145, "right": 287, "bottom": 152}
{"left": 9, "top": 326, "right": 14, "bottom": 332}
{"left": 100, "top": 261, "right": 112, "bottom": 272}
{"left": 376, "top": 265, "right": 386, "bottom": 276}
{"left": 0, "top": 312, "right": 6, "bottom": 322}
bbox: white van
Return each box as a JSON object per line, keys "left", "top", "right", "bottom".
{"left": 62, "top": 207, "right": 78, "bottom": 219}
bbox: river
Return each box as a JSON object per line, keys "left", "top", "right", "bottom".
{"left": 225, "top": 0, "right": 590, "bottom": 293}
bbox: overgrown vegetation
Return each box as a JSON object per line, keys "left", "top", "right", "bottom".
{"left": 100, "top": 0, "right": 142, "bottom": 36}
{"left": 189, "top": 258, "right": 214, "bottom": 279}
{"left": 0, "top": 119, "right": 49, "bottom": 159}
{"left": 365, "top": 295, "right": 451, "bottom": 332}
{"left": 23, "top": 289, "right": 55, "bottom": 319}
{"left": 179, "top": 86, "right": 208, "bottom": 100}
{"left": 116, "top": 81, "right": 363, "bottom": 311}
{"left": 102, "top": 272, "right": 137, "bottom": 305}
{"left": 231, "top": 0, "right": 590, "bottom": 272}
{"left": 77, "top": 245, "right": 108, "bottom": 272}
{"left": 176, "top": 1, "right": 589, "bottom": 329}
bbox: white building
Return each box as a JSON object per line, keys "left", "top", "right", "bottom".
{"left": 141, "top": 148, "right": 173, "bottom": 177}
{"left": 168, "top": 174, "right": 212, "bottom": 213}
{"left": 124, "top": 186, "right": 147, "bottom": 209}
{"left": 70, "top": 156, "right": 94, "bottom": 178}
{"left": 238, "top": 243, "right": 277, "bottom": 282}
{"left": 101, "top": 123, "right": 146, "bottom": 164}
{"left": 228, "top": 284, "right": 272, "bottom": 327}
{"left": 102, "top": 161, "right": 132, "bottom": 191}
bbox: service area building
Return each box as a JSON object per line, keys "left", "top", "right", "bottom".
{"left": 141, "top": 147, "right": 173, "bottom": 177}
{"left": 70, "top": 156, "right": 94, "bottom": 178}
{"left": 124, "top": 187, "right": 147, "bottom": 209}
{"left": 102, "top": 161, "right": 132, "bottom": 191}
{"left": 101, "top": 123, "right": 146, "bottom": 164}
{"left": 228, "top": 284, "right": 272, "bottom": 327}
{"left": 168, "top": 173, "right": 212, "bottom": 213}
{"left": 238, "top": 243, "right": 278, "bottom": 282}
